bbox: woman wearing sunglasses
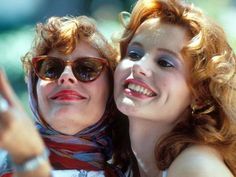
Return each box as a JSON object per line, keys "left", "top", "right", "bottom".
{"left": 0, "top": 15, "right": 130, "bottom": 177}
{"left": 114, "top": 0, "right": 236, "bottom": 176}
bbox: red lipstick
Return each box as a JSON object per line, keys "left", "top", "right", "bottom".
{"left": 50, "top": 90, "right": 86, "bottom": 101}
{"left": 124, "top": 79, "right": 157, "bottom": 98}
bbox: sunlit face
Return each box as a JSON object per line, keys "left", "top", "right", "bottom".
{"left": 114, "top": 19, "right": 192, "bottom": 124}
{"left": 37, "top": 40, "right": 110, "bottom": 135}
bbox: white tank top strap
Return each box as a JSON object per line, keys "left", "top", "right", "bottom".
{"left": 162, "top": 169, "right": 168, "bottom": 177}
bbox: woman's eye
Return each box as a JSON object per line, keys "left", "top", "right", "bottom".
{"left": 43, "top": 65, "right": 58, "bottom": 78}
{"left": 127, "top": 50, "right": 143, "bottom": 61}
{"left": 157, "top": 58, "right": 174, "bottom": 68}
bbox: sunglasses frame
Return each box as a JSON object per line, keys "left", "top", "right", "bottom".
{"left": 32, "top": 55, "right": 109, "bottom": 83}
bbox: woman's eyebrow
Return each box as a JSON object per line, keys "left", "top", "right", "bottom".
{"left": 156, "top": 48, "right": 184, "bottom": 64}
{"left": 156, "top": 48, "right": 179, "bottom": 58}
{"left": 128, "top": 41, "right": 143, "bottom": 48}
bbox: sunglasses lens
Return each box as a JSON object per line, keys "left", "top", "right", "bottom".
{"left": 34, "top": 57, "right": 64, "bottom": 80}
{"left": 33, "top": 56, "right": 107, "bottom": 82}
{"left": 73, "top": 58, "right": 104, "bottom": 82}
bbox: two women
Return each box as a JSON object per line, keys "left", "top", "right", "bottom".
{"left": 1, "top": 0, "right": 236, "bottom": 177}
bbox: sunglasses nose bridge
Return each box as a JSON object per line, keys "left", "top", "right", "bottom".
{"left": 64, "top": 60, "right": 74, "bottom": 67}
{"left": 61, "top": 60, "right": 75, "bottom": 74}
{"left": 63, "top": 60, "right": 76, "bottom": 75}
{"left": 62, "top": 64, "right": 76, "bottom": 76}
{"left": 58, "top": 64, "right": 77, "bottom": 84}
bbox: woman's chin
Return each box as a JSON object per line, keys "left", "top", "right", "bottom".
{"left": 117, "top": 100, "right": 138, "bottom": 117}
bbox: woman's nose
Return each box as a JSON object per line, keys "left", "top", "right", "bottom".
{"left": 132, "top": 60, "right": 152, "bottom": 77}
{"left": 57, "top": 66, "right": 77, "bottom": 85}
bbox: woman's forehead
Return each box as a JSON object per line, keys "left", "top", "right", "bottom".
{"left": 130, "top": 18, "right": 189, "bottom": 53}
{"left": 133, "top": 18, "right": 161, "bottom": 38}
{"left": 47, "top": 40, "right": 101, "bottom": 58}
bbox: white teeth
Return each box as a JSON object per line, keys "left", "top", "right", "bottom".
{"left": 127, "top": 83, "right": 155, "bottom": 96}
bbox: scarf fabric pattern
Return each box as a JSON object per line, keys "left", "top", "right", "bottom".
{"left": 36, "top": 113, "right": 112, "bottom": 171}
{"left": 0, "top": 112, "right": 116, "bottom": 177}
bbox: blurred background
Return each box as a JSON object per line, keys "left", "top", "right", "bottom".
{"left": 0, "top": 0, "right": 236, "bottom": 112}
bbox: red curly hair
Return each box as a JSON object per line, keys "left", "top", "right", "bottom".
{"left": 119, "top": 0, "right": 236, "bottom": 175}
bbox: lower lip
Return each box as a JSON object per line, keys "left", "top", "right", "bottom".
{"left": 124, "top": 88, "right": 153, "bottom": 99}
{"left": 52, "top": 96, "right": 85, "bottom": 101}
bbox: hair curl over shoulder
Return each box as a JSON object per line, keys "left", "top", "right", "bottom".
{"left": 119, "top": 0, "right": 236, "bottom": 175}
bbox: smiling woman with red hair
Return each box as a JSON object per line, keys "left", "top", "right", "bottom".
{"left": 114, "top": 0, "right": 236, "bottom": 176}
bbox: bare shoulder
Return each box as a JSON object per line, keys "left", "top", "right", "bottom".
{"left": 166, "top": 145, "right": 233, "bottom": 177}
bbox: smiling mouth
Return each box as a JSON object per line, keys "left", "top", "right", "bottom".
{"left": 124, "top": 83, "right": 157, "bottom": 97}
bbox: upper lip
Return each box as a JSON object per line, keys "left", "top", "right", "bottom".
{"left": 124, "top": 79, "right": 157, "bottom": 95}
{"left": 50, "top": 89, "right": 86, "bottom": 100}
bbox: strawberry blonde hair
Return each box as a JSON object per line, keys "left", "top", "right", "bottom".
{"left": 119, "top": 0, "right": 236, "bottom": 175}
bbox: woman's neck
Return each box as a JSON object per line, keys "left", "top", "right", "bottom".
{"left": 129, "top": 117, "right": 174, "bottom": 177}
